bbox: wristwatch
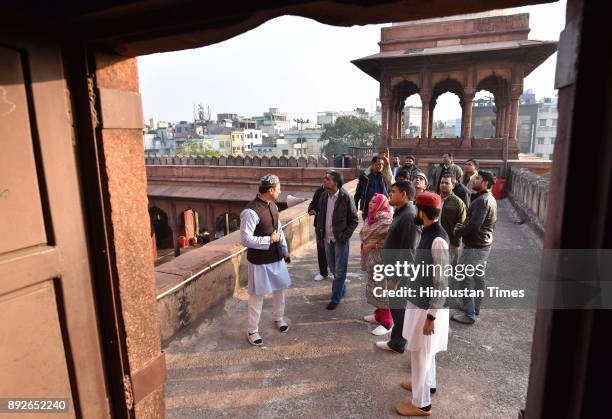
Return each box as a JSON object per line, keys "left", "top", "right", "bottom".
{"left": 427, "top": 314, "right": 436, "bottom": 321}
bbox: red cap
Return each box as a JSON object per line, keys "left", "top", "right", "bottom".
{"left": 415, "top": 191, "right": 442, "bottom": 208}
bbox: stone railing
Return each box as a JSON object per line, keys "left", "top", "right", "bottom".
{"left": 506, "top": 166, "right": 550, "bottom": 236}
{"left": 155, "top": 179, "right": 358, "bottom": 342}
{"left": 388, "top": 137, "right": 511, "bottom": 159}
{"left": 416, "top": 158, "right": 552, "bottom": 177}
{"left": 145, "top": 155, "right": 332, "bottom": 168}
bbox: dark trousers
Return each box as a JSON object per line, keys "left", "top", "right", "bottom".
{"left": 317, "top": 242, "right": 328, "bottom": 277}
{"left": 388, "top": 307, "right": 407, "bottom": 353}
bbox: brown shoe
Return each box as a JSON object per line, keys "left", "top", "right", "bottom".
{"left": 400, "top": 380, "right": 436, "bottom": 394}
{"left": 400, "top": 380, "right": 412, "bottom": 391}
{"left": 395, "top": 402, "right": 432, "bottom": 416}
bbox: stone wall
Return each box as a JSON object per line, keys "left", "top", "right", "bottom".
{"left": 507, "top": 166, "right": 550, "bottom": 236}
{"left": 156, "top": 179, "right": 358, "bottom": 343}
{"left": 146, "top": 165, "right": 360, "bottom": 193}
{"left": 145, "top": 154, "right": 333, "bottom": 167}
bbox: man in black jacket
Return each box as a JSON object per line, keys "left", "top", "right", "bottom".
{"left": 451, "top": 176, "right": 471, "bottom": 208}
{"left": 308, "top": 184, "right": 331, "bottom": 281}
{"left": 355, "top": 155, "right": 393, "bottom": 220}
{"left": 316, "top": 171, "right": 359, "bottom": 310}
{"left": 375, "top": 180, "right": 421, "bottom": 354}
{"left": 452, "top": 170, "right": 498, "bottom": 324}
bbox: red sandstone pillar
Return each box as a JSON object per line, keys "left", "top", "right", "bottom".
{"left": 397, "top": 102, "right": 404, "bottom": 138}
{"left": 509, "top": 95, "right": 520, "bottom": 141}
{"left": 495, "top": 106, "right": 501, "bottom": 137}
{"left": 392, "top": 101, "right": 401, "bottom": 139}
{"left": 503, "top": 102, "right": 512, "bottom": 137}
{"left": 421, "top": 97, "right": 430, "bottom": 140}
{"left": 207, "top": 205, "right": 215, "bottom": 235}
{"left": 380, "top": 97, "right": 392, "bottom": 148}
{"left": 428, "top": 101, "right": 434, "bottom": 138}
{"left": 462, "top": 92, "right": 475, "bottom": 141}
{"left": 388, "top": 105, "right": 395, "bottom": 139}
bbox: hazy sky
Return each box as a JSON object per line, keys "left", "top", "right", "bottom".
{"left": 138, "top": 1, "right": 566, "bottom": 124}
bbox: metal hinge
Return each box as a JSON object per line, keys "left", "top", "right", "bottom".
{"left": 123, "top": 374, "right": 134, "bottom": 410}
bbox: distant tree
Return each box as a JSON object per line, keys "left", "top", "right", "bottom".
{"left": 319, "top": 116, "right": 380, "bottom": 157}
{"left": 175, "top": 140, "right": 221, "bottom": 157}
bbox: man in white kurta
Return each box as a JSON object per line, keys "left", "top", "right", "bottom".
{"left": 240, "top": 175, "right": 291, "bottom": 346}
{"left": 396, "top": 192, "right": 450, "bottom": 417}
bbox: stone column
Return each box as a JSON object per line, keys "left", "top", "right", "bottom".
{"left": 388, "top": 103, "right": 396, "bottom": 140}
{"left": 462, "top": 92, "right": 475, "bottom": 141}
{"left": 420, "top": 96, "right": 430, "bottom": 140}
{"left": 502, "top": 102, "right": 511, "bottom": 137}
{"left": 460, "top": 99, "right": 466, "bottom": 136}
{"left": 509, "top": 94, "right": 521, "bottom": 142}
{"left": 395, "top": 102, "right": 404, "bottom": 138}
{"left": 428, "top": 101, "right": 434, "bottom": 138}
{"left": 495, "top": 106, "right": 501, "bottom": 137}
{"left": 207, "top": 204, "right": 215, "bottom": 234}
{"left": 380, "top": 97, "right": 392, "bottom": 148}
{"left": 399, "top": 103, "right": 406, "bottom": 137}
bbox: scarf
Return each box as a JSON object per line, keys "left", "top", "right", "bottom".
{"left": 367, "top": 193, "right": 391, "bottom": 225}
{"left": 360, "top": 194, "right": 393, "bottom": 271}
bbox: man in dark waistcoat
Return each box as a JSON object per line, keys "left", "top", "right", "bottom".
{"left": 240, "top": 174, "right": 291, "bottom": 346}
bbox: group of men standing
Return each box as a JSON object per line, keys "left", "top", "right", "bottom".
{"left": 239, "top": 151, "right": 497, "bottom": 416}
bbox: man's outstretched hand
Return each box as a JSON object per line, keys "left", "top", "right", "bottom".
{"left": 271, "top": 230, "right": 280, "bottom": 243}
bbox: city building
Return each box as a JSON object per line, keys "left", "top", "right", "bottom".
{"left": 403, "top": 105, "right": 422, "bottom": 137}
{"left": 341, "top": 107, "right": 370, "bottom": 120}
{"left": 274, "top": 137, "right": 293, "bottom": 156}
{"left": 521, "top": 88, "right": 537, "bottom": 104}
{"left": 210, "top": 134, "right": 232, "bottom": 154}
{"left": 431, "top": 119, "right": 460, "bottom": 138}
{"left": 236, "top": 118, "right": 257, "bottom": 129}
{"left": 230, "top": 131, "right": 245, "bottom": 156}
{"left": 534, "top": 97, "right": 558, "bottom": 159}
{"left": 282, "top": 128, "right": 326, "bottom": 156}
{"left": 317, "top": 111, "right": 339, "bottom": 126}
{"left": 251, "top": 144, "right": 274, "bottom": 154}
{"left": 217, "top": 113, "right": 238, "bottom": 123}
{"left": 242, "top": 129, "right": 263, "bottom": 152}
{"left": 253, "top": 107, "right": 291, "bottom": 135}
{"left": 317, "top": 108, "right": 373, "bottom": 127}
{"left": 471, "top": 97, "right": 542, "bottom": 154}
{"left": 174, "top": 120, "right": 203, "bottom": 139}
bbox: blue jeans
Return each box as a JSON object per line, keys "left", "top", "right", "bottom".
{"left": 325, "top": 240, "right": 350, "bottom": 304}
{"left": 458, "top": 247, "right": 491, "bottom": 320}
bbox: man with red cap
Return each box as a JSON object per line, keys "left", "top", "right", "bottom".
{"left": 395, "top": 192, "right": 450, "bottom": 417}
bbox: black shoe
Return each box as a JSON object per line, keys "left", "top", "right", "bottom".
{"left": 326, "top": 301, "right": 339, "bottom": 310}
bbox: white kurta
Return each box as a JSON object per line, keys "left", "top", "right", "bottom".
{"left": 240, "top": 208, "right": 291, "bottom": 296}
{"left": 402, "top": 237, "right": 450, "bottom": 353}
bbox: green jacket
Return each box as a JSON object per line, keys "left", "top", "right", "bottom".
{"left": 440, "top": 192, "right": 466, "bottom": 247}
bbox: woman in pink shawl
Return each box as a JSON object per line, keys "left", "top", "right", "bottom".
{"left": 359, "top": 193, "right": 394, "bottom": 335}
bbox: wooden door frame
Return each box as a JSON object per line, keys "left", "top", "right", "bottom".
{"left": 63, "top": 44, "right": 134, "bottom": 418}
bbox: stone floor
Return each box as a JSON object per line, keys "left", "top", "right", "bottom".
{"left": 164, "top": 199, "right": 542, "bottom": 418}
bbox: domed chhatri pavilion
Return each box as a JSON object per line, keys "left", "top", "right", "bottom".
{"left": 352, "top": 12, "right": 557, "bottom": 159}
